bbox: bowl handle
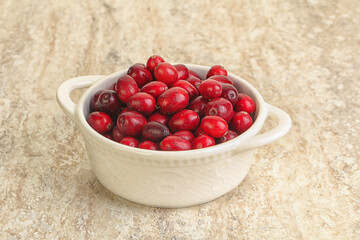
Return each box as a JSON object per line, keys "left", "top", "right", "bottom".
{"left": 56, "top": 75, "right": 105, "bottom": 121}
{"left": 236, "top": 103, "right": 292, "bottom": 152}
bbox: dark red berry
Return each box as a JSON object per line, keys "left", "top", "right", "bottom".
{"left": 174, "top": 64, "right": 189, "bottom": 80}
{"left": 154, "top": 62, "right": 178, "bottom": 85}
{"left": 117, "top": 111, "right": 147, "bottom": 137}
{"left": 221, "top": 84, "right": 239, "bottom": 105}
{"left": 209, "top": 75, "right": 233, "bottom": 85}
{"left": 127, "top": 63, "right": 153, "bottom": 88}
{"left": 138, "top": 140, "right": 159, "bottom": 150}
{"left": 192, "top": 134, "right": 215, "bottom": 149}
{"left": 206, "top": 65, "right": 227, "bottom": 78}
{"left": 194, "top": 126, "right": 206, "bottom": 136}
{"left": 115, "top": 75, "right": 139, "bottom": 103}
{"left": 234, "top": 94, "right": 256, "bottom": 114}
{"left": 230, "top": 111, "right": 253, "bottom": 134}
{"left": 160, "top": 136, "right": 191, "bottom": 151}
{"left": 142, "top": 121, "right": 170, "bottom": 141}
{"left": 188, "top": 70, "right": 201, "bottom": 79}
{"left": 186, "top": 76, "right": 202, "bottom": 91}
{"left": 219, "top": 130, "right": 238, "bottom": 143}
{"left": 172, "top": 130, "right": 195, "bottom": 142}
{"left": 90, "top": 90, "right": 104, "bottom": 112}
{"left": 127, "top": 92, "right": 156, "bottom": 116}
{"left": 188, "top": 96, "right": 208, "bottom": 118}
{"left": 146, "top": 55, "right": 165, "bottom": 73}
{"left": 201, "top": 116, "right": 228, "bottom": 138}
{"left": 147, "top": 111, "right": 169, "bottom": 125}
{"left": 172, "top": 80, "right": 199, "bottom": 100}
{"left": 97, "top": 90, "right": 121, "bottom": 116}
{"left": 157, "top": 87, "right": 189, "bottom": 115}
{"left": 204, "top": 97, "right": 233, "bottom": 122}
{"left": 103, "top": 133, "right": 112, "bottom": 140}
{"left": 168, "top": 110, "right": 200, "bottom": 133}
{"left": 87, "top": 111, "right": 113, "bottom": 134}
{"left": 120, "top": 137, "right": 139, "bottom": 147}
{"left": 141, "top": 81, "right": 168, "bottom": 100}
{"left": 112, "top": 126, "right": 125, "bottom": 143}
{"left": 199, "top": 79, "right": 222, "bottom": 100}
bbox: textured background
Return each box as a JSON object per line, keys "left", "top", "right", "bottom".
{"left": 1, "top": 0, "right": 359, "bottom": 239}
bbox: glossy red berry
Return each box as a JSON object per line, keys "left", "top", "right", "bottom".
{"left": 147, "top": 111, "right": 169, "bottom": 125}
{"left": 154, "top": 62, "right": 178, "bottom": 85}
{"left": 172, "top": 80, "right": 199, "bottom": 100}
{"left": 221, "top": 84, "right": 239, "bottom": 105}
{"left": 174, "top": 64, "right": 189, "bottom": 80}
{"left": 192, "top": 134, "right": 215, "bottom": 149}
{"left": 87, "top": 111, "right": 113, "bottom": 134}
{"left": 188, "top": 96, "right": 208, "bottom": 118}
{"left": 127, "top": 63, "right": 153, "bottom": 88}
{"left": 138, "top": 141, "right": 159, "bottom": 150}
{"left": 146, "top": 55, "right": 165, "bottom": 73}
{"left": 127, "top": 92, "right": 156, "bottom": 116}
{"left": 209, "top": 75, "right": 233, "bottom": 85}
{"left": 157, "top": 87, "right": 189, "bottom": 115}
{"left": 102, "top": 133, "right": 112, "bottom": 140}
{"left": 219, "top": 130, "right": 238, "bottom": 143}
{"left": 160, "top": 136, "right": 191, "bottom": 151}
{"left": 194, "top": 126, "right": 206, "bottom": 136}
{"left": 188, "top": 70, "right": 201, "bottom": 79}
{"left": 204, "top": 97, "right": 233, "bottom": 122}
{"left": 115, "top": 75, "right": 139, "bottom": 103}
{"left": 142, "top": 121, "right": 170, "bottom": 141}
{"left": 141, "top": 81, "right": 168, "bottom": 100}
{"left": 112, "top": 126, "right": 125, "bottom": 143}
{"left": 201, "top": 116, "right": 228, "bottom": 138}
{"left": 206, "top": 65, "right": 227, "bottom": 78}
{"left": 230, "top": 111, "right": 253, "bottom": 134}
{"left": 97, "top": 90, "right": 121, "bottom": 116}
{"left": 90, "top": 90, "right": 104, "bottom": 112}
{"left": 234, "top": 94, "right": 256, "bottom": 114}
{"left": 168, "top": 110, "right": 200, "bottom": 133}
{"left": 172, "top": 130, "right": 195, "bottom": 142}
{"left": 199, "top": 79, "right": 222, "bottom": 100}
{"left": 117, "top": 111, "right": 147, "bottom": 137}
{"left": 120, "top": 137, "right": 139, "bottom": 147}
{"left": 186, "top": 76, "right": 202, "bottom": 91}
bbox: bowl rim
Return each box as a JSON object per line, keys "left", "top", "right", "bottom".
{"left": 76, "top": 64, "right": 268, "bottom": 160}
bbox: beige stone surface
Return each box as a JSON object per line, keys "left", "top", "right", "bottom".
{"left": 0, "top": 0, "right": 359, "bottom": 239}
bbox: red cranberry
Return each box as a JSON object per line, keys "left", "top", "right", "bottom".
{"left": 148, "top": 111, "right": 169, "bottom": 125}
{"left": 230, "top": 111, "right": 253, "bottom": 134}
{"left": 174, "top": 64, "right": 189, "bottom": 80}
{"left": 146, "top": 55, "right": 165, "bottom": 73}
{"left": 112, "top": 126, "right": 125, "bottom": 143}
{"left": 172, "top": 130, "right": 195, "bottom": 142}
{"left": 168, "top": 110, "right": 200, "bottom": 132}
{"left": 160, "top": 136, "right": 191, "bottom": 151}
{"left": 219, "top": 130, "right": 238, "bottom": 143}
{"left": 188, "top": 70, "right": 201, "bottom": 79}
{"left": 199, "top": 79, "right": 222, "bottom": 100}
{"left": 120, "top": 137, "right": 139, "bottom": 147}
{"left": 206, "top": 65, "right": 228, "bottom": 78}
{"left": 154, "top": 62, "right": 178, "bottom": 85}
{"left": 141, "top": 81, "right": 168, "bottom": 100}
{"left": 157, "top": 87, "right": 189, "bottom": 115}
{"left": 87, "top": 111, "right": 113, "bottom": 134}
{"left": 209, "top": 75, "right": 233, "bottom": 85}
{"left": 142, "top": 121, "right": 170, "bottom": 141}
{"left": 172, "top": 80, "right": 199, "bottom": 100}
{"left": 194, "top": 126, "right": 206, "bottom": 136}
{"left": 103, "top": 133, "right": 112, "bottom": 140}
{"left": 97, "top": 90, "right": 121, "bottom": 116}
{"left": 234, "top": 94, "right": 256, "bottom": 114}
{"left": 90, "top": 90, "right": 104, "bottom": 112}
{"left": 186, "top": 76, "right": 202, "bottom": 91}
{"left": 188, "top": 96, "right": 208, "bottom": 118}
{"left": 117, "top": 111, "right": 147, "bottom": 137}
{"left": 204, "top": 97, "right": 233, "bottom": 122}
{"left": 119, "top": 107, "right": 131, "bottom": 115}
{"left": 221, "top": 84, "right": 239, "bottom": 105}
{"left": 115, "top": 75, "right": 139, "bottom": 103}
{"left": 138, "top": 140, "right": 159, "bottom": 150}
{"left": 127, "top": 92, "right": 156, "bottom": 116}
{"left": 192, "top": 134, "right": 215, "bottom": 149}
{"left": 127, "top": 63, "right": 153, "bottom": 87}
{"left": 201, "top": 116, "right": 228, "bottom": 138}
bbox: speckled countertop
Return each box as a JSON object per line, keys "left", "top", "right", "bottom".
{"left": 1, "top": 0, "right": 359, "bottom": 239}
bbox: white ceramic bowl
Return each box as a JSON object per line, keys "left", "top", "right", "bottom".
{"left": 56, "top": 64, "right": 291, "bottom": 208}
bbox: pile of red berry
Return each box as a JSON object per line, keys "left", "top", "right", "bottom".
{"left": 87, "top": 55, "right": 256, "bottom": 151}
